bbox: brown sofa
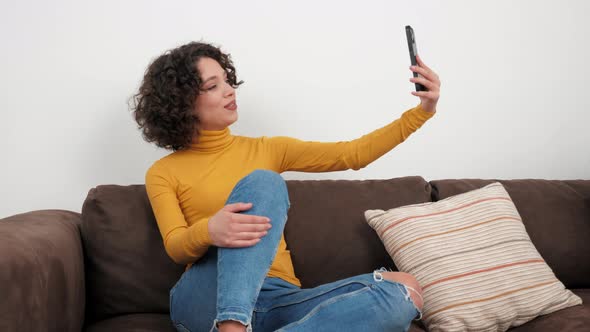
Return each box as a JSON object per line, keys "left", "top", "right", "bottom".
{"left": 1, "top": 176, "right": 589, "bottom": 331}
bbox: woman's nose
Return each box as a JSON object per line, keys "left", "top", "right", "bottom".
{"left": 224, "top": 81, "right": 235, "bottom": 97}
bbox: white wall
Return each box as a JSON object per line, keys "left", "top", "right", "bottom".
{"left": 1, "top": 0, "right": 589, "bottom": 218}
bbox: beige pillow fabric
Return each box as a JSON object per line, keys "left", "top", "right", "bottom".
{"left": 364, "top": 182, "right": 582, "bottom": 332}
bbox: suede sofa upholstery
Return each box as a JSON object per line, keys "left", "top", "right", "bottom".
{"left": 1, "top": 176, "right": 588, "bottom": 331}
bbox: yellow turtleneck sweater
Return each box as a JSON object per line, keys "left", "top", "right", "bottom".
{"left": 145, "top": 104, "right": 434, "bottom": 287}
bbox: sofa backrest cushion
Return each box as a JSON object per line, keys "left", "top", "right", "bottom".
{"left": 430, "top": 179, "right": 590, "bottom": 289}
{"left": 80, "top": 185, "right": 184, "bottom": 325}
{"left": 79, "top": 176, "right": 433, "bottom": 320}
{"left": 284, "top": 176, "right": 432, "bottom": 288}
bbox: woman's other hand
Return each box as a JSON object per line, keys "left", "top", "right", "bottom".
{"left": 208, "top": 202, "right": 272, "bottom": 248}
{"left": 410, "top": 54, "right": 440, "bottom": 113}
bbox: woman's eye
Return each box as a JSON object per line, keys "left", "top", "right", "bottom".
{"left": 205, "top": 79, "right": 229, "bottom": 91}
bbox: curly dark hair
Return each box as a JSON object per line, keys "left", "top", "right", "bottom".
{"left": 130, "top": 41, "right": 244, "bottom": 151}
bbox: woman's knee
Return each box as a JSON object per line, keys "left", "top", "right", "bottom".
{"left": 241, "top": 170, "right": 287, "bottom": 193}
{"left": 244, "top": 169, "right": 283, "bottom": 185}
{"left": 381, "top": 271, "right": 423, "bottom": 311}
{"left": 234, "top": 169, "right": 289, "bottom": 204}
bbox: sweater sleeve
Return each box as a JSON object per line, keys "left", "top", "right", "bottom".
{"left": 145, "top": 163, "right": 212, "bottom": 265}
{"left": 266, "top": 104, "right": 435, "bottom": 172}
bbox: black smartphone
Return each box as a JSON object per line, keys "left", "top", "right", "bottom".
{"left": 405, "top": 25, "right": 427, "bottom": 92}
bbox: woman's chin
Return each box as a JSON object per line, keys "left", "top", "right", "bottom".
{"left": 229, "top": 112, "right": 238, "bottom": 124}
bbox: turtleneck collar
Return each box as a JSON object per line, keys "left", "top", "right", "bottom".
{"left": 189, "top": 127, "right": 234, "bottom": 152}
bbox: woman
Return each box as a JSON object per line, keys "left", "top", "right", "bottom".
{"left": 132, "top": 41, "right": 440, "bottom": 332}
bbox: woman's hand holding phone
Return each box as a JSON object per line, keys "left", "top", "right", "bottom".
{"left": 410, "top": 54, "right": 441, "bottom": 114}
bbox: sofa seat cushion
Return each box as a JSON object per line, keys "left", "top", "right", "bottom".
{"left": 509, "top": 289, "right": 590, "bottom": 331}
{"left": 80, "top": 291, "right": 589, "bottom": 331}
{"left": 84, "top": 313, "right": 174, "bottom": 332}
{"left": 404, "top": 289, "right": 590, "bottom": 331}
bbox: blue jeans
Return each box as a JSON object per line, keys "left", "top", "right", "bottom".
{"left": 169, "top": 170, "right": 421, "bottom": 332}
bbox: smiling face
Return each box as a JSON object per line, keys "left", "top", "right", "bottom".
{"left": 193, "top": 57, "right": 238, "bottom": 131}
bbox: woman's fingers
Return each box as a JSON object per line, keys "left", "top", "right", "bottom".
{"left": 222, "top": 202, "right": 253, "bottom": 213}
{"left": 234, "top": 231, "right": 268, "bottom": 240}
{"left": 411, "top": 90, "right": 438, "bottom": 99}
{"left": 230, "top": 239, "right": 261, "bottom": 248}
{"left": 415, "top": 54, "right": 431, "bottom": 71}
{"left": 210, "top": 203, "right": 274, "bottom": 248}
{"left": 231, "top": 213, "right": 270, "bottom": 224}
{"left": 227, "top": 213, "right": 271, "bottom": 244}
{"left": 412, "top": 55, "right": 440, "bottom": 84}
{"left": 416, "top": 54, "right": 437, "bottom": 79}
{"left": 410, "top": 76, "right": 438, "bottom": 92}
{"left": 410, "top": 65, "right": 438, "bottom": 85}
{"left": 234, "top": 220, "right": 272, "bottom": 233}
{"left": 409, "top": 55, "right": 441, "bottom": 112}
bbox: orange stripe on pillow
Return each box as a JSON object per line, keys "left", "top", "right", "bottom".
{"left": 392, "top": 216, "right": 522, "bottom": 256}
{"left": 422, "top": 259, "right": 546, "bottom": 290}
{"left": 379, "top": 197, "right": 512, "bottom": 237}
{"left": 424, "top": 280, "right": 557, "bottom": 320}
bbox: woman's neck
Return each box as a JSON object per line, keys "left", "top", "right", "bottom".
{"left": 189, "top": 127, "right": 233, "bottom": 152}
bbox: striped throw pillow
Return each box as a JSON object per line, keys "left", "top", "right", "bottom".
{"left": 364, "top": 182, "right": 582, "bottom": 332}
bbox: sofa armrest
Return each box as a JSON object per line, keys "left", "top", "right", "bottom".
{"left": 0, "top": 210, "right": 85, "bottom": 332}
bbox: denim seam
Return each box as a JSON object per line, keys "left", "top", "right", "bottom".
{"left": 254, "top": 280, "right": 371, "bottom": 312}
{"left": 251, "top": 216, "right": 287, "bottom": 306}
{"left": 170, "top": 270, "right": 188, "bottom": 297}
{"left": 169, "top": 294, "right": 174, "bottom": 324}
{"left": 170, "top": 273, "right": 187, "bottom": 324}
{"left": 274, "top": 286, "right": 372, "bottom": 331}
{"left": 174, "top": 322, "right": 191, "bottom": 332}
